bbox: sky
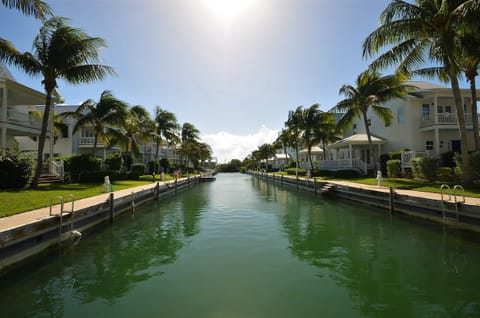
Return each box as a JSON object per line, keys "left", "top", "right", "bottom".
{"left": 1, "top": 0, "right": 461, "bottom": 162}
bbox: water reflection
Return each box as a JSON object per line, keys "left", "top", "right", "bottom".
{"left": 253, "top": 178, "right": 480, "bottom": 317}
{"left": 0, "top": 190, "right": 207, "bottom": 316}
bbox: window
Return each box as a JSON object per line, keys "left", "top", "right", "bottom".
{"left": 61, "top": 126, "right": 68, "bottom": 138}
{"left": 437, "top": 105, "right": 443, "bottom": 113}
{"left": 445, "top": 106, "right": 452, "bottom": 113}
{"left": 426, "top": 140, "right": 433, "bottom": 150}
{"left": 422, "top": 104, "right": 430, "bottom": 121}
{"left": 397, "top": 105, "right": 405, "bottom": 124}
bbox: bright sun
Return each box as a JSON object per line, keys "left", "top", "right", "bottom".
{"left": 204, "top": 0, "right": 256, "bottom": 21}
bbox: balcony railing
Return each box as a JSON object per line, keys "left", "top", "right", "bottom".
{"left": 5, "top": 109, "right": 42, "bottom": 129}
{"left": 401, "top": 151, "right": 427, "bottom": 168}
{"left": 421, "top": 113, "right": 478, "bottom": 127}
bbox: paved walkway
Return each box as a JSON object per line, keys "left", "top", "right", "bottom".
{"left": 1, "top": 178, "right": 479, "bottom": 233}
{"left": 0, "top": 181, "right": 163, "bottom": 233}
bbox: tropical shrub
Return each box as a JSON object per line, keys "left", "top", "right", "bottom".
{"left": 159, "top": 158, "right": 170, "bottom": 173}
{"left": 105, "top": 153, "right": 123, "bottom": 170}
{"left": 436, "top": 167, "right": 455, "bottom": 182}
{"left": 64, "top": 154, "right": 101, "bottom": 181}
{"left": 131, "top": 163, "right": 146, "bottom": 175}
{"left": 78, "top": 170, "right": 141, "bottom": 182}
{"left": 410, "top": 157, "right": 439, "bottom": 181}
{"left": 440, "top": 151, "right": 456, "bottom": 168}
{"left": 0, "top": 148, "right": 33, "bottom": 189}
{"left": 386, "top": 159, "right": 402, "bottom": 177}
{"left": 286, "top": 168, "right": 306, "bottom": 176}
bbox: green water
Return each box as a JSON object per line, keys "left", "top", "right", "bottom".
{"left": 1, "top": 173, "right": 480, "bottom": 317}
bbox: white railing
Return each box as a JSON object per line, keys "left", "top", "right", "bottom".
{"left": 401, "top": 151, "right": 427, "bottom": 168}
{"left": 49, "top": 160, "right": 64, "bottom": 181}
{"left": 79, "top": 137, "right": 97, "bottom": 145}
{"left": 421, "top": 113, "right": 478, "bottom": 126}
{"left": 6, "top": 109, "right": 42, "bottom": 129}
{"left": 319, "top": 158, "right": 368, "bottom": 174}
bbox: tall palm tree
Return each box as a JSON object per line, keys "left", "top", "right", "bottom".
{"left": 300, "top": 104, "right": 322, "bottom": 172}
{"left": 112, "top": 105, "right": 151, "bottom": 165}
{"left": 0, "top": 17, "right": 114, "bottom": 188}
{"left": 153, "top": 106, "right": 180, "bottom": 162}
{"left": 257, "top": 143, "right": 276, "bottom": 171}
{"left": 334, "top": 70, "right": 411, "bottom": 175}
{"left": 285, "top": 107, "right": 304, "bottom": 175}
{"left": 314, "top": 112, "right": 340, "bottom": 160}
{"left": 180, "top": 122, "right": 201, "bottom": 170}
{"left": 275, "top": 128, "right": 295, "bottom": 170}
{"left": 1, "top": 0, "right": 52, "bottom": 20}
{"left": 66, "top": 90, "right": 128, "bottom": 158}
{"left": 362, "top": 0, "right": 480, "bottom": 184}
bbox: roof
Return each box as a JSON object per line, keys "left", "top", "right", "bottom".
{"left": 328, "top": 134, "right": 386, "bottom": 149}
{"left": 36, "top": 105, "right": 80, "bottom": 114}
{"left": 0, "top": 62, "right": 15, "bottom": 81}
{"left": 268, "top": 153, "right": 290, "bottom": 160}
{"left": 299, "top": 146, "right": 324, "bottom": 154}
{"left": 407, "top": 81, "right": 445, "bottom": 90}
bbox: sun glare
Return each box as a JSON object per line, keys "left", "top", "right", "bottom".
{"left": 204, "top": 0, "right": 256, "bottom": 21}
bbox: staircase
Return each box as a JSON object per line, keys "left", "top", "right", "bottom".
{"left": 38, "top": 174, "right": 62, "bottom": 184}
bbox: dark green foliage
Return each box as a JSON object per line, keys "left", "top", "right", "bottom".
{"left": 131, "top": 163, "right": 146, "bottom": 175}
{"left": 386, "top": 159, "right": 402, "bottom": 178}
{"left": 470, "top": 151, "right": 480, "bottom": 182}
{"left": 78, "top": 170, "right": 141, "bottom": 182}
{"left": 410, "top": 157, "right": 439, "bottom": 181}
{"left": 436, "top": 167, "right": 456, "bottom": 182}
{"left": 105, "top": 153, "right": 123, "bottom": 170}
{"left": 380, "top": 150, "right": 404, "bottom": 175}
{"left": 0, "top": 149, "right": 33, "bottom": 189}
{"left": 286, "top": 168, "right": 306, "bottom": 176}
{"left": 159, "top": 158, "right": 170, "bottom": 173}
{"left": 218, "top": 159, "right": 242, "bottom": 172}
{"left": 148, "top": 161, "right": 159, "bottom": 174}
{"left": 64, "top": 154, "right": 101, "bottom": 181}
{"left": 440, "top": 151, "right": 456, "bottom": 168}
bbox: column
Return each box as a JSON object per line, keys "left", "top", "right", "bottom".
{"left": 1, "top": 86, "right": 7, "bottom": 148}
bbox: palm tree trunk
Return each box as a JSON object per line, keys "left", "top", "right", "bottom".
{"left": 467, "top": 72, "right": 480, "bottom": 151}
{"left": 93, "top": 134, "right": 98, "bottom": 157}
{"left": 30, "top": 92, "right": 53, "bottom": 188}
{"left": 363, "top": 113, "right": 375, "bottom": 177}
{"left": 308, "top": 146, "right": 314, "bottom": 172}
{"left": 451, "top": 77, "right": 472, "bottom": 185}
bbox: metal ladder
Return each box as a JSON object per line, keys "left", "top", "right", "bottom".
{"left": 440, "top": 184, "right": 465, "bottom": 223}
{"left": 49, "top": 194, "right": 81, "bottom": 242}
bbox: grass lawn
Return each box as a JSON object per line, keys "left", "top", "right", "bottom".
{"left": 346, "top": 177, "right": 480, "bottom": 198}
{"left": 271, "top": 172, "right": 480, "bottom": 198}
{"left": 0, "top": 175, "right": 175, "bottom": 218}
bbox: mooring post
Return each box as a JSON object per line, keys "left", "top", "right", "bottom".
{"left": 389, "top": 187, "right": 395, "bottom": 213}
{"left": 109, "top": 192, "right": 114, "bottom": 223}
{"left": 155, "top": 182, "right": 160, "bottom": 200}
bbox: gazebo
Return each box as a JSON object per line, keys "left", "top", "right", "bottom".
{"left": 320, "top": 134, "right": 386, "bottom": 174}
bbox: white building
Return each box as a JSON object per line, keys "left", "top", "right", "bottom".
{"left": 321, "top": 81, "right": 480, "bottom": 174}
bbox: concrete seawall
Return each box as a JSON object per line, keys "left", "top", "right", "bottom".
{"left": 0, "top": 176, "right": 199, "bottom": 273}
{"left": 250, "top": 172, "right": 480, "bottom": 233}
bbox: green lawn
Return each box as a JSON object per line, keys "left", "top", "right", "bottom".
{"left": 0, "top": 175, "right": 175, "bottom": 218}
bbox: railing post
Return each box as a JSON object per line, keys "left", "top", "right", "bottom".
{"left": 109, "top": 192, "right": 114, "bottom": 223}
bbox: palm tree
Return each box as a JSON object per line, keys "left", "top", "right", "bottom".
{"left": 0, "top": 17, "right": 114, "bottom": 188}
{"left": 334, "top": 70, "right": 411, "bottom": 175}
{"left": 257, "top": 143, "right": 276, "bottom": 171}
{"left": 275, "top": 128, "right": 295, "bottom": 170}
{"left": 111, "top": 105, "right": 151, "bottom": 167}
{"left": 301, "top": 104, "right": 322, "bottom": 172}
{"left": 285, "top": 107, "right": 304, "bottom": 176}
{"left": 1, "top": 0, "right": 52, "bottom": 20}
{"left": 314, "top": 112, "right": 340, "bottom": 160}
{"left": 362, "top": 0, "right": 480, "bottom": 184}
{"left": 66, "top": 90, "right": 128, "bottom": 158}
{"left": 153, "top": 106, "right": 180, "bottom": 163}
{"left": 180, "top": 122, "right": 201, "bottom": 170}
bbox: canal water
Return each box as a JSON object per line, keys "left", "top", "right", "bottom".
{"left": 1, "top": 173, "right": 480, "bottom": 317}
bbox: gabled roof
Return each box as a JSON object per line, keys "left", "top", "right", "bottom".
{"left": 299, "top": 146, "right": 323, "bottom": 154}
{"left": 328, "top": 134, "right": 386, "bottom": 149}
{"left": 0, "top": 62, "right": 15, "bottom": 81}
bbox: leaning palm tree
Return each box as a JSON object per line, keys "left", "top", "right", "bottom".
{"left": 66, "top": 90, "right": 128, "bottom": 158}
{"left": 180, "top": 122, "right": 201, "bottom": 170}
{"left": 275, "top": 128, "right": 295, "bottom": 170}
{"left": 334, "top": 70, "right": 411, "bottom": 175}
{"left": 0, "top": 17, "right": 115, "bottom": 188}
{"left": 285, "top": 107, "right": 304, "bottom": 176}
{"left": 111, "top": 105, "right": 151, "bottom": 166}
{"left": 362, "top": 0, "right": 480, "bottom": 184}
{"left": 1, "top": 0, "right": 52, "bottom": 20}
{"left": 153, "top": 106, "right": 180, "bottom": 162}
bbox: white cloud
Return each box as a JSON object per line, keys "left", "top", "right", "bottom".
{"left": 202, "top": 125, "right": 279, "bottom": 163}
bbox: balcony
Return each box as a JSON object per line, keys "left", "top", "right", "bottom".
{"left": 4, "top": 109, "right": 42, "bottom": 129}
{"left": 421, "top": 113, "right": 479, "bottom": 127}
